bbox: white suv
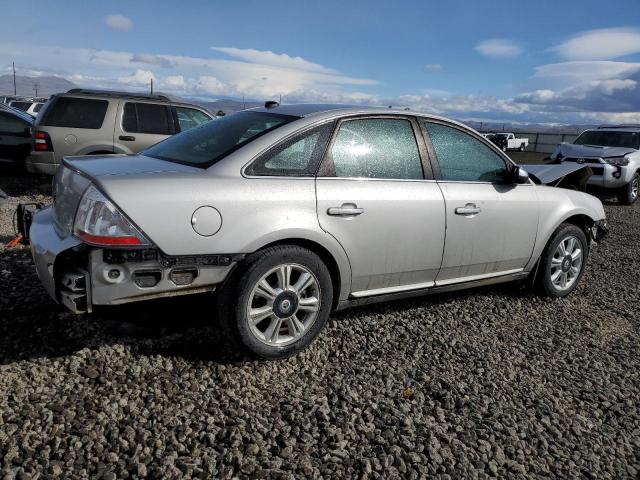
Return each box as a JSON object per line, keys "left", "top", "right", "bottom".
{"left": 551, "top": 126, "right": 640, "bottom": 205}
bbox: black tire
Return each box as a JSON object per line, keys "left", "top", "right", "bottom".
{"left": 536, "top": 223, "right": 588, "bottom": 298}
{"left": 519, "top": 143, "right": 525, "bottom": 152}
{"left": 617, "top": 172, "right": 639, "bottom": 205}
{"left": 502, "top": 145, "right": 507, "bottom": 152}
{"left": 217, "top": 245, "right": 333, "bottom": 359}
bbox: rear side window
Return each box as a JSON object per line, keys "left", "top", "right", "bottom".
{"left": 175, "top": 107, "right": 211, "bottom": 132}
{"left": 42, "top": 97, "right": 108, "bottom": 129}
{"left": 328, "top": 118, "right": 423, "bottom": 179}
{"left": 123, "top": 102, "right": 171, "bottom": 135}
{"left": 246, "top": 123, "right": 334, "bottom": 176}
{"left": 33, "top": 103, "right": 44, "bottom": 113}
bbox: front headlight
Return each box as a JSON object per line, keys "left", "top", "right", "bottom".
{"left": 603, "top": 156, "right": 630, "bottom": 166}
{"left": 73, "top": 185, "right": 150, "bottom": 247}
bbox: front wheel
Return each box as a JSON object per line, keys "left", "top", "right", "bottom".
{"left": 218, "top": 245, "right": 333, "bottom": 359}
{"left": 617, "top": 172, "right": 639, "bottom": 205}
{"left": 536, "top": 223, "right": 588, "bottom": 298}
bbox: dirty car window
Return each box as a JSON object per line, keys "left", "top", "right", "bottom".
{"left": 144, "top": 112, "right": 297, "bottom": 167}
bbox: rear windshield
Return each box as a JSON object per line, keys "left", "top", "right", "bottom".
{"left": 144, "top": 111, "right": 297, "bottom": 167}
{"left": 574, "top": 130, "right": 640, "bottom": 149}
{"left": 10, "top": 101, "right": 31, "bottom": 111}
{"left": 41, "top": 97, "right": 108, "bottom": 129}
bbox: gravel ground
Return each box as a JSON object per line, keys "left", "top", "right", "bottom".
{"left": 1, "top": 172, "right": 639, "bottom": 479}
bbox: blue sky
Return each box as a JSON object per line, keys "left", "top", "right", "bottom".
{"left": 1, "top": 0, "right": 640, "bottom": 123}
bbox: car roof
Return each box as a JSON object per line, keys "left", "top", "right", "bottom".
{"left": 60, "top": 89, "right": 210, "bottom": 111}
{"left": 0, "top": 103, "right": 34, "bottom": 123}
{"left": 246, "top": 103, "right": 472, "bottom": 127}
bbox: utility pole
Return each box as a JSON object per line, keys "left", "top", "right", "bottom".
{"left": 150, "top": 78, "right": 153, "bottom": 95}
{"left": 279, "top": 93, "right": 282, "bottom": 104}
{"left": 242, "top": 95, "right": 245, "bottom": 109}
{"left": 12, "top": 62, "right": 16, "bottom": 95}
{"left": 34, "top": 82, "right": 38, "bottom": 97}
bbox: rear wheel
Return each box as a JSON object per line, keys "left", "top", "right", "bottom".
{"left": 218, "top": 245, "right": 333, "bottom": 359}
{"left": 536, "top": 223, "right": 588, "bottom": 298}
{"left": 617, "top": 172, "right": 639, "bottom": 205}
{"left": 519, "top": 143, "right": 526, "bottom": 151}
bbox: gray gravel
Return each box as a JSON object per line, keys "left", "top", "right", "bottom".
{"left": 1, "top": 172, "right": 639, "bottom": 479}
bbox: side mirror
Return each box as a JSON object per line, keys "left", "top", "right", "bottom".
{"left": 514, "top": 167, "right": 530, "bottom": 184}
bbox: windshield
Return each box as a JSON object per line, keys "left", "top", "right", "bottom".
{"left": 145, "top": 111, "right": 298, "bottom": 167}
{"left": 574, "top": 130, "right": 640, "bottom": 149}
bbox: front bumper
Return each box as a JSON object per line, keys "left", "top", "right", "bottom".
{"left": 590, "top": 219, "right": 609, "bottom": 244}
{"left": 29, "top": 207, "right": 237, "bottom": 313}
{"left": 585, "top": 163, "right": 631, "bottom": 189}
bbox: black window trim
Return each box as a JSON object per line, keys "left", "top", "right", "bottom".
{"left": 418, "top": 117, "right": 519, "bottom": 184}
{"left": 316, "top": 114, "right": 434, "bottom": 181}
{"left": 122, "top": 101, "right": 175, "bottom": 135}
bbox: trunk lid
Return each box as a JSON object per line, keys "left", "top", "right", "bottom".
{"left": 63, "top": 154, "right": 202, "bottom": 177}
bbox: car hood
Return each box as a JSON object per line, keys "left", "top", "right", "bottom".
{"left": 553, "top": 143, "right": 636, "bottom": 159}
{"left": 63, "top": 154, "right": 202, "bottom": 177}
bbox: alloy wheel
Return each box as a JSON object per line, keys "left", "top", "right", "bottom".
{"left": 246, "top": 263, "right": 321, "bottom": 346}
{"left": 631, "top": 177, "right": 639, "bottom": 201}
{"left": 550, "top": 235, "right": 583, "bottom": 291}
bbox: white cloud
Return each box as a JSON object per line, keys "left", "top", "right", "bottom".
{"left": 474, "top": 39, "right": 522, "bottom": 58}
{"left": 424, "top": 64, "right": 443, "bottom": 72}
{"left": 118, "top": 69, "right": 155, "bottom": 86}
{"left": 552, "top": 28, "right": 640, "bottom": 60}
{"left": 163, "top": 75, "right": 186, "bottom": 89}
{"left": 210, "top": 47, "right": 336, "bottom": 74}
{"left": 105, "top": 14, "right": 133, "bottom": 31}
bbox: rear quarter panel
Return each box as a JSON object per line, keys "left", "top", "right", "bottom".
{"left": 96, "top": 173, "right": 353, "bottom": 299}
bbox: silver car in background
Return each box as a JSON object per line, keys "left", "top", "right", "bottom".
{"left": 27, "top": 104, "right": 607, "bottom": 358}
{"left": 26, "top": 89, "right": 213, "bottom": 175}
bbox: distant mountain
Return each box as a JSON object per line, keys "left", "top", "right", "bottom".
{"left": 0, "top": 75, "right": 78, "bottom": 97}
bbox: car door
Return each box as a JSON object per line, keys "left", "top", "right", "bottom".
{"left": 421, "top": 120, "right": 538, "bottom": 285}
{"left": 315, "top": 116, "right": 446, "bottom": 296}
{"left": 0, "top": 111, "right": 31, "bottom": 161}
{"left": 116, "top": 101, "right": 174, "bottom": 153}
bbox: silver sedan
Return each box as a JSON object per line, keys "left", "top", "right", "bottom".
{"left": 27, "top": 104, "right": 607, "bottom": 358}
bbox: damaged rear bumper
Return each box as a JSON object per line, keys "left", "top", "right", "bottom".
{"left": 29, "top": 207, "right": 239, "bottom": 314}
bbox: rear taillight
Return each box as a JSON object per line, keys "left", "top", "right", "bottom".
{"left": 34, "top": 130, "right": 53, "bottom": 151}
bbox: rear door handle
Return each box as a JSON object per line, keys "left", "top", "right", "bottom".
{"left": 327, "top": 203, "right": 364, "bottom": 216}
{"left": 455, "top": 203, "right": 481, "bottom": 216}
{"left": 119, "top": 135, "right": 135, "bottom": 141}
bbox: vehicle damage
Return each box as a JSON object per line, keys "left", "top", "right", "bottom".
{"left": 520, "top": 163, "right": 594, "bottom": 191}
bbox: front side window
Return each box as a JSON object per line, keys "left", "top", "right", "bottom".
{"left": 328, "top": 118, "right": 423, "bottom": 179}
{"left": 246, "top": 123, "right": 334, "bottom": 176}
{"left": 123, "top": 102, "right": 171, "bottom": 135}
{"left": 42, "top": 97, "right": 108, "bottom": 129}
{"left": 144, "top": 111, "right": 297, "bottom": 168}
{"left": 175, "top": 107, "right": 211, "bottom": 132}
{"left": 424, "top": 122, "right": 508, "bottom": 182}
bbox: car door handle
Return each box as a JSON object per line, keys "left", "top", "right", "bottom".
{"left": 327, "top": 204, "right": 364, "bottom": 216}
{"left": 119, "top": 135, "right": 136, "bottom": 141}
{"left": 455, "top": 203, "right": 481, "bottom": 216}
